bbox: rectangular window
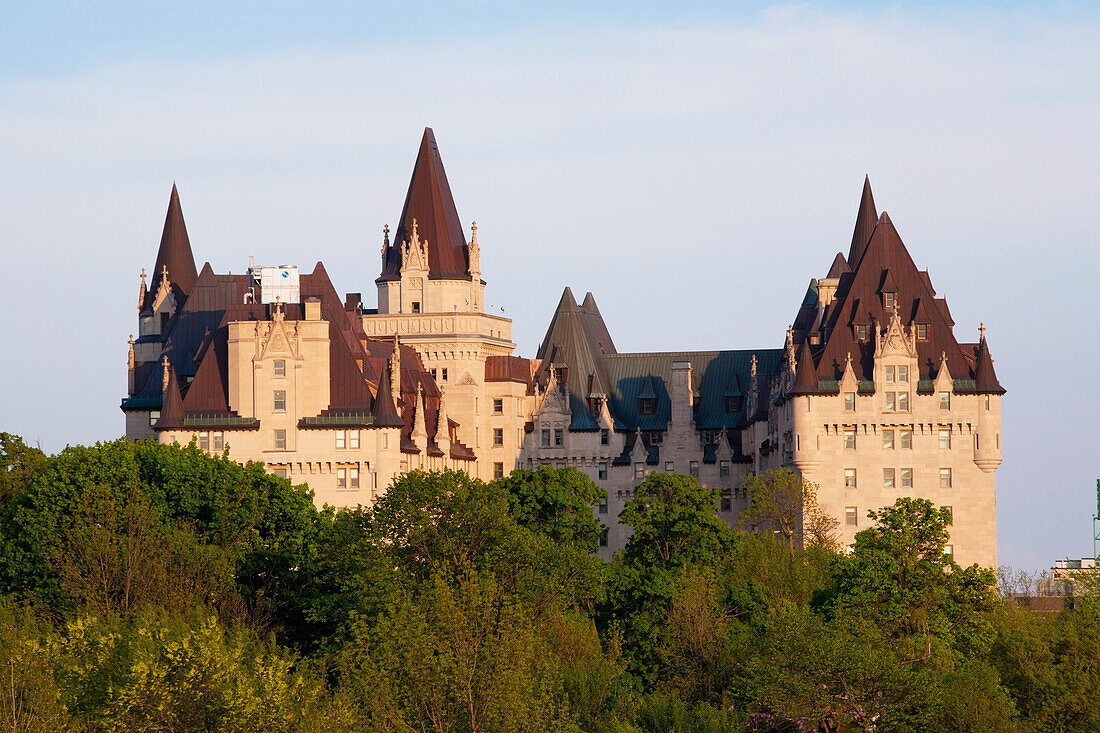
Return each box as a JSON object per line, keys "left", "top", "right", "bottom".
{"left": 665, "top": 461, "right": 675, "bottom": 473}
{"left": 689, "top": 461, "right": 699, "bottom": 478}
{"left": 349, "top": 430, "right": 359, "bottom": 449}
{"left": 273, "top": 468, "right": 287, "bottom": 479}
{"left": 411, "top": 301, "right": 421, "bottom": 313}
{"left": 898, "top": 392, "right": 909, "bottom": 411}
{"left": 649, "top": 432, "right": 664, "bottom": 446}
{"left": 274, "top": 390, "right": 286, "bottom": 412}
{"left": 640, "top": 398, "right": 657, "bottom": 415}
{"left": 600, "top": 429, "right": 609, "bottom": 445}
{"left": 883, "top": 468, "right": 895, "bottom": 488}
{"left": 844, "top": 392, "right": 856, "bottom": 411}
{"left": 900, "top": 429, "right": 912, "bottom": 449}
{"left": 939, "top": 391, "right": 951, "bottom": 410}
{"left": 598, "top": 495, "right": 608, "bottom": 514}
{"left": 846, "top": 507, "right": 858, "bottom": 526}
{"left": 884, "top": 291, "right": 896, "bottom": 308}
{"left": 273, "top": 359, "right": 286, "bottom": 378}
{"left": 350, "top": 465, "right": 360, "bottom": 488}
{"left": 441, "top": 368, "right": 448, "bottom": 381}
{"left": 939, "top": 429, "right": 951, "bottom": 450}
{"left": 198, "top": 432, "right": 209, "bottom": 451}
{"left": 721, "top": 494, "right": 732, "bottom": 512}
{"left": 857, "top": 324, "right": 868, "bottom": 341}
{"left": 720, "top": 460, "right": 730, "bottom": 478}
{"left": 274, "top": 430, "right": 286, "bottom": 450}
{"left": 541, "top": 429, "right": 550, "bottom": 447}
{"left": 886, "top": 392, "right": 896, "bottom": 411}
{"left": 940, "top": 468, "right": 952, "bottom": 488}
{"left": 336, "top": 429, "right": 346, "bottom": 449}
{"left": 844, "top": 428, "right": 856, "bottom": 449}
{"left": 493, "top": 399, "right": 503, "bottom": 414}
{"left": 634, "top": 463, "right": 644, "bottom": 480}
{"left": 885, "top": 366, "right": 895, "bottom": 383}
{"left": 901, "top": 468, "right": 912, "bottom": 488}
{"left": 725, "top": 396, "right": 743, "bottom": 413}
{"left": 553, "top": 429, "right": 563, "bottom": 447}
{"left": 844, "top": 468, "right": 857, "bottom": 488}
{"left": 600, "top": 533, "right": 609, "bottom": 547}
{"left": 917, "top": 324, "right": 928, "bottom": 339}
{"left": 944, "top": 544, "right": 953, "bottom": 556}
{"left": 882, "top": 429, "right": 894, "bottom": 450}
{"left": 431, "top": 368, "right": 437, "bottom": 380}
{"left": 898, "top": 366, "right": 908, "bottom": 383}
{"left": 213, "top": 432, "right": 224, "bottom": 451}
{"left": 382, "top": 433, "right": 389, "bottom": 450}
{"left": 493, "top": 462, "right": 504, "bottom": 480}
{"left": 149, "top": 410, "right": 160, "bottom": 427}
{"left": 598, "top": 462, "right": 607, "bottom": 480}
{"left": 493, "top": 428, "right": 504, "bottom": 446}
{"left": 337, "top": 468, "right": 347, "bottom": 488}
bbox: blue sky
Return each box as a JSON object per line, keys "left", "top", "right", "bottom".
{"left": 1, "top": 1, "right": 1097, "bottom": 572}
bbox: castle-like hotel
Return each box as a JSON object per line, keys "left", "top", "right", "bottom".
{"left": 122, "top": 129, "right": 1004, "bottom": 567}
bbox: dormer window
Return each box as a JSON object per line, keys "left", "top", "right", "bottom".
{"left": 917, "top": 324, "right": 929, "bottom": 340}
{"left": 856, "top": 324, "right": 868, "bottom": 341}
{"left": 883, "top": 291, "right": 896, "bottom": 308}
{"left": 724, "top": 396, "right": 743, "bottom": 413}
{"left": 639, "top": 398, "right": 657, "bottom": 415}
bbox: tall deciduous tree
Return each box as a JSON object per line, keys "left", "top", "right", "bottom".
{"left": 492, "top": 466, "right": 606, "bottom": 554}
{"left": 740, "top": 468, "right": 838, "bottom": 557}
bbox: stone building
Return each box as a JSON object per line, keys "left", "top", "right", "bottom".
{"left": 122, "top": 129, "right": 1004, "bottom": 567}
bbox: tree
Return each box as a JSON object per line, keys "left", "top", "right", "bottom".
{"left": 740, "top": 468, "right": 838, "bottom": 557}
{"left": 816, "top": 497, "right": 998, "bottom": 656}
{"left": 618, "top": 472, "right": 735, "bottom": 570}
{"left": 492, "top": 466, "right": 606, "bottom": 554}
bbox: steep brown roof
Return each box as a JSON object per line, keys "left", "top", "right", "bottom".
{"left": 485, "top": 355, "right": 537, "bottom": 384}
{"left": 790, "top": 340, "right": 819, "bottom": 395}
{"left": 155, "top": 370, "right": 185, "bottom": 430}
{"left": 370, "top": 361, "right": 405, "bottom": 428}
{"left": 816, "top": 210, "right": 971, "bottom": 383}
{"left": 146, "top": 183, "right": 198, "bottom": 310}
{"left": 974, "top": 335, "right": 1006, "bottom": 394}
{"left": 847, "top": 175, "right": 878, "bottom": 269}
{"left": 827, "top": 252, "right": 849, "bottom": 278}
{"left": 378, "top": 128, "right": 470, "bottom": 282}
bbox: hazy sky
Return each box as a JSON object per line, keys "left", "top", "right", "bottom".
{"left": 1, "top": 2, "right": 1097, "bottom": 571}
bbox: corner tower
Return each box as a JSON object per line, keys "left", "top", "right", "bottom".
{"left": 376, "top": 128, "right": 485, "bottom": 315}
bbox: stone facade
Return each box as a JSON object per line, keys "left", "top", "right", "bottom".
{"left": 122, "top": 131, "right": 1004, "bottom": 569}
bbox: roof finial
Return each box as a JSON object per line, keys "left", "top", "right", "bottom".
{"left": 127, "top": 335, "right": 135, "bottom": 369}
{"left": 140, "top": 267, "right": 147, "bottom": 286}
{"left": 470, "top": 221, "right": 478, "bottom": 245}
{"left": 979, "top": 322, "right": 986, "bottom": 341}
{"left": 160, "top": 264, "right": 169, "bottom": 284}
{"left": 161, "top": 354, "right": 170, "bottom": 393}
{"left": 273, "top": 295, "right": 285, "bottom": 322}
{"left": 381, "top": 224, "right": 390, "bottom": 256}
{"left": 751, "top": 354, "right": 758, "bottom": 378}
{"left": 411, "top": 218, "right": 418, "bottom": 241}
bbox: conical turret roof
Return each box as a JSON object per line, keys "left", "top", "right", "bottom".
{"left": 379, "top": 128, "right": 470, "bottom": 282}
{"left": 974, "top": 334, "right": 1006, "bottom": 394}
{"left": 146, "top": 183, "right": 198, "bottom": 309}
{"left": 790, "top": 340, "right": 819, "bottom": 395}
{"left": 154, "top": 369, "right": 185, "bottom": 430}
{"left": 847, "top": 175, "right": 878, "bottom": 269}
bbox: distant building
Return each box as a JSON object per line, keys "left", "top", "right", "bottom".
{"left": 122, "top": 129, "right": 1004, "bottom": 568}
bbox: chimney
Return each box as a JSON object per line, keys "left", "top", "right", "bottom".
{"left": 304, "top": 297, "right": 321, "bottom": 321}
{"left": 670, "top": 361, "right": 694, "bottom": 430}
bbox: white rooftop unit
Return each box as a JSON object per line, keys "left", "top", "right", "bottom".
{"left": 257, "top": 265, "right": 300, "bottom": 305}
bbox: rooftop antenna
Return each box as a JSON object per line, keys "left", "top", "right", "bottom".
{"left": 1093, "top": 478, "right": 1100, "bottom": 561}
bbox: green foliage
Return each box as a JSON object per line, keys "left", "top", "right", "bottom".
{"left": 493, "top": 466, "right": 607, "bottom": 554}
{"left": 741, "top": 468, "right": 839, "bottom": 556}
{"left": 0, "top": 436, "right": 1093, "bottom": 731}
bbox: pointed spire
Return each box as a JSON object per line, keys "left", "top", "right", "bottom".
{"left": 155, "top": 369, "right": 185, "bottom": 430}
{"left": 790, "top": 340, "right": 819, "bottom": 395}
{"left": 389, "top": 336, "right": 402, "bottom": 408}
{"left": 975, "top": 327, "right": 1006, "bottom": 394}
{"left": 127, "top": 335, "right": 135, "bottom": 369}
{"left": 410, "top": 382, "right": 427, "bottom": 444}
{"left": 146, "top": 183, "right": 198, "bottom": 310}
{"left": 372, "top": 362, "right": 404, "bottom": 428}
{"left": 380, "top": 128, "right": 469, "bottom": 282}
{"left": 468, "top": 221, "right": 480, "bottom": 277}
{"left": 847, "top": 175, "right": 878, "bottom": 268}
{"left": 435, "top": 389, "right": 451, "bottom": 452}
{"left": 137, "top": 268, "right": 147, "bottom": 310}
